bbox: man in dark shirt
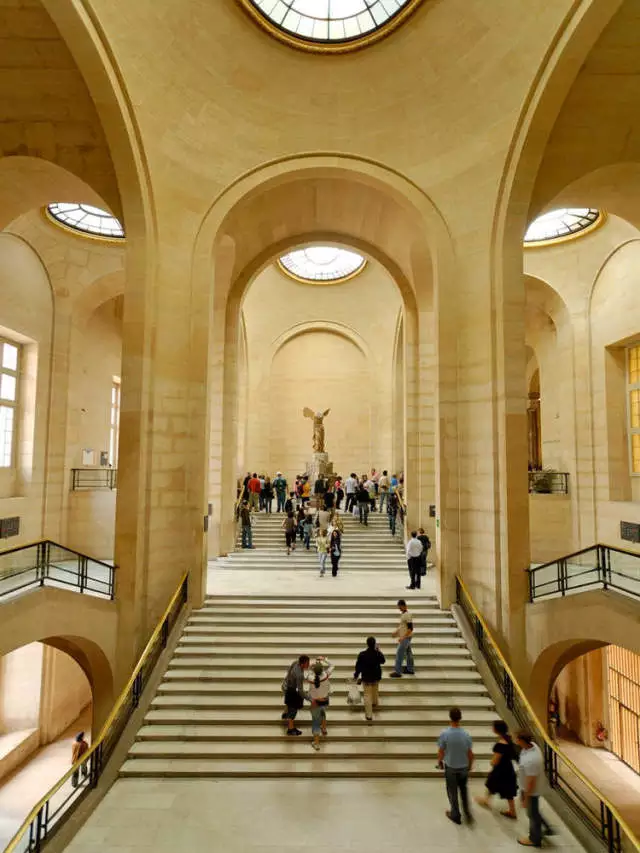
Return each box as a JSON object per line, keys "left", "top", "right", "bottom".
{"left": 354, "top": 636, "right": 386, "bottom": 722}
{"left": 239, "top": 501, "right": 253, "bottom": 549}
{"left": 356, "top": 483, "right": 370, "bottom": 525}
{"left": 417, "top": 527, "right": 431, "bottom": 576}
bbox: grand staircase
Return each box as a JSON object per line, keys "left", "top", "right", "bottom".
{"left": 120, "top": 510, "right": 495, "bottom": 778}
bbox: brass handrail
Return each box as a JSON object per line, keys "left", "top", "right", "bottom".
{"left": 456, "top": 573, "right": 640, "bottom": 851}
{"left": 4, "top": 571, "right": 189, "bottom": 853}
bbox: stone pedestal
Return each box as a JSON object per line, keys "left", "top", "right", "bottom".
{"left": 307, "top": 451, "right": 334, "bottom": 483}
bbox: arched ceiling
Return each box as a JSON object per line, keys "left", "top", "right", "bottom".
{"left": 531, "top": 0, "right": 640, "bottom": 219}
{"left": 0, "top": 0, "right": 120, "bottom": 218}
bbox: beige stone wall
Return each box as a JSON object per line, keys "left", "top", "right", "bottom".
{"left": 0, "top": 233, "right": 52, "bottom": 545}
{"left": 525, "top": 214, "right": 640, "bottom": 555}
{"left": 241, "top": 263, "right": 400, "bottom": 481}
{"left": 529, "top": 494, "right": 574, "bottom": 564}
{"left": 39, "top": 645, "right": 92, "bottom": 744}
{"left": 0, "top": 643, "right": 43, "bottom": 731}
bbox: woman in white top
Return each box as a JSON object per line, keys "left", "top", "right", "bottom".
{"left": 316, "top": 528, "right": 329, "bottom": 576}
{"left": 308, "top": 661, "right": 331, "bottom": 750}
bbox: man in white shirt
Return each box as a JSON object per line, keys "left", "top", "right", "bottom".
{"left": 344, "top": 473, "right": 358, "bottom": 513}
{"left": 405, "top": 530, "right": 424, "bottom": 590}
{"left": 516, "top": 731, "right": 555, "bottom": 847}
{"left": 378, "top": 470, "right": 390, "bottom": 512}
{"left": 390, "top": 599, "right": 415, "bottom": 677}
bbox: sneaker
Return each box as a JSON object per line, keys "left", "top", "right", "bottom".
{"left": 311, "top": 741, "right": 320, "bottom": 751}
{"left": 389, "top": 672, "right": 402, "bottom": 678}
{"left": 286, "top": 729, "right": 303, "bottom": 736}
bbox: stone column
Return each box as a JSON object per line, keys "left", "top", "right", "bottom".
{"left": 113, "top": 234, "right": 210, "bottom": 685}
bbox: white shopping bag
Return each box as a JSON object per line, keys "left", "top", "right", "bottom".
{"left": 352, "top": 505, "right": 359, "bottom": 517}
{"left": 346, "top": 681, "right": 361, "bottom": 706}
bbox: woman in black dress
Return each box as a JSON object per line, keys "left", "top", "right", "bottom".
{"left": 476, "top": 720, "right": 518, "bottom": 818}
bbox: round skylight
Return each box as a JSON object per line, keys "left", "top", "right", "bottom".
{"left": 279, "top": 246, "right": 366, "bottom": 282}
{"left": 47, "top": 203, "right": 124, "bottom": 239}
{"left": 242, "top": 0, "right": 419, "bottom": 49}
{"left": 524, "top": 208, "right": 600, "bottom": 245}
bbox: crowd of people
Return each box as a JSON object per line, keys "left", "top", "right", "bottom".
{"left": 280, "top": 600, "right": 553, "bottom": 848}
{"left": 237, "top": 469, "right": 433, "bottom": 587}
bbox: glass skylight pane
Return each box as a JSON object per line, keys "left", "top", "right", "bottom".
{"left": 47, "top": 203, "right": 125, "bottom": 239}
{"left": 2, "top": 344, "right": 18, "bottom": 371}
{"left": 280, "top": 246, "right": 365, "bottom": 282}
{"left": 247, "top": 0, "right": 412, "bottom": 42}
{"left": 524, "top": 208, "right": 600, "bottom": 244}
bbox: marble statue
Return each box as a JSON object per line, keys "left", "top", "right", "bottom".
{"left": 303, "top": 407, "right": 331, "bottom": 453}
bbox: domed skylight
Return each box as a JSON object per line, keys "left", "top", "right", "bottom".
{"left": 524, "top": 208, "right": 600, "bottom": 245}
{"left": 279, "top": 246, "right": 366, "bottom": 282}
{"left": 47, "top": 203, "right": 124, "bottom": 239}
{"left": 242, "top": 0, "right": 418, "bottom": 48}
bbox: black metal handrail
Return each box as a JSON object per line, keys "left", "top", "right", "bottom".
{"left": 528, "top": 543, "right": 640, "bottom": 602}
{"left": 0, "top": 540, "right": 116, "bottom": 601}
{"left": 5, "top": 572, "right": 189, "bottom": 853}
{"left": 71, "top": 469, "right": 117, "bottom": 491}
{"left": 456, "top": 575, "right": 636, "bottom": 853}
{"left": 528, "top": 470, "right": 570, "bottom": 495}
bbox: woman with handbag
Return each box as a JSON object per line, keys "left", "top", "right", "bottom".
{"left": 308, "top": 661, "right": 331, "bottom": 751}
{"left": 329, "top": 528, "right": 342, "bottom": 577}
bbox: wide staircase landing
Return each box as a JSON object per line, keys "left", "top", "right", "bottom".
{"left": 121, "top": 592, "right": 496, "bottom": 778}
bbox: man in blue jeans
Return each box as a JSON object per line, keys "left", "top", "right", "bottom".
{"left": 438, "top": 707, "right": 474, "bottom": 825}
{"left": 516, "top": 731, "right": 555, "bottom": 846}
{"left": 389, "top": 599, "right": 414, "bottom": 677}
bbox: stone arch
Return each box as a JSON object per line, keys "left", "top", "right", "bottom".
{"left": 194, "top": 154, "right": 456, "bottom": 586}
{"left": 74, "top": 269, "right": 126, "bottom": 325}
{"left": 270, "top": 321, "right": 371, "bottom": 362}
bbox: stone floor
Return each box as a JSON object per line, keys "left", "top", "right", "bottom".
{"left": 0, "top": 707, "right": 91, "bottom": 849}
{"left": 65, "top": 777, "right": 584, "bottom": 853}
{"left": 558, "top": 738, "right": 640, "bottom": 838}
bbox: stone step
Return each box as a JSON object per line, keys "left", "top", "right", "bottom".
{"left": 187, "top": 615, "right": 454, "bottom": 627}
{"left": 199, "top": 603, "right": 440, "bottom": 613}
{"left": 135, "top": 723, "right": 495, "bottom": 742}
{"left": 118, "top": 757, "right": 485, "bottom": 779}
{"left": 127, "top": 741, "right": 494, "bottom": 760}
{"left": 164, "top": 666, "right": 483, "bottom": 682}
{"left": 149, "top": 695, "right": 494, "bottom": 711}
{"left": 202, "top": 595, "right": 438, "bottom": 604}
{"left": 158, "top": 671, "right": 487, "bottom": 697}
{"left": 182, "top": 624, "right": 460, "bottom": 636}
{"left": 177, "top": 636, "right": 467, "bottom": 649}
{"left": 174, "top": 649, "right": 470, "bottom": 663}
{"left": 210, "top": 563, "right": 409, "bottom": 572}
{"left": 144, "top": 707, "right": 497, "bottom": 725}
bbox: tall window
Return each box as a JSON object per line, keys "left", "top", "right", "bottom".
{"left": 109, "top": 378, "right": 121, "bottom": 467}
{"left": 0, "top": 339, "right": 19, "bottom": 468}
{"left": 628, "top": 345, "right": 640, "bottom": 474}
{"left": 607, "top": 646, "right": 640, "bottom": 774}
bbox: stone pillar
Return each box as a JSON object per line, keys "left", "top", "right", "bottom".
{"left": 113, "top": 235, "right": 210, "bottom": 685}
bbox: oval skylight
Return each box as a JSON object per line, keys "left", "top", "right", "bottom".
{"left": 279, "top": 246, "right": 366, "bottom": 282}
{"left": 242, "top": 0, "right": 418, "bottom": 47}
{"left": 47, "top": 203, "right": 124, "bottom": 239}
{"left": 524, "top": 208, "right": 600, "bottom": 245}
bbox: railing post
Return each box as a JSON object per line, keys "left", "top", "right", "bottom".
{"left": 161, "top": 617, "right": 169, "bottom": 649}
{"left": 79, "top": 555, "right": 87, "bottom": 593}
{"left": 475, "top": 616, "right": 484, "bottom": 652}
{"left": 90, "top": 743, "right": 103, "bottom": 788}
{"left": 44, "top": 541, "right": 51, "bottom": 585}
{"left": 603, "top": 804, "right": 620, "bottom": 853}
{"left": 109, "top": 564, "right": 115, "bottom": 600}
{"left": 132, "top": 671, "right": 143, "bottom": 708}
{"left": 527, "top": 569, "right": 534, "bottom": 602}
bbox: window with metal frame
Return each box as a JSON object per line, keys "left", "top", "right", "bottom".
{"left": 628, "top": 345, "right": 640, "bottom": 474}
{"left": 109, "top": 378, "right": 121, "bottom": 467}
{"left": 607, "top": 645, "right": 640, "bottom": 774}
{"left": 0, "top": 339, "right": 20, "bottom": 468}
